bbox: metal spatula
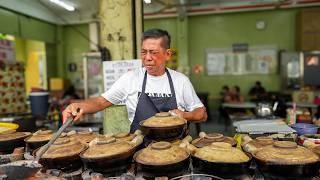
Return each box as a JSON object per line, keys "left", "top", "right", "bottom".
{"left": 34, "top": 117, "right": 74, "bottom": 162}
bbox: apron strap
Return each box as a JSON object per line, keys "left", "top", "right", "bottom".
{"left": 142, "top": 68, "right": 176, "bottom": 96}
{"left": 142, "top": 71, "right": 148, "bottom": 93}
{"left": 166, "top": 68, "right": 176, "bottom": 98}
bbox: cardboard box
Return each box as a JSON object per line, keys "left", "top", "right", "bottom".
{"left": 49, "top": 78, "right": 69, "bottom": 91}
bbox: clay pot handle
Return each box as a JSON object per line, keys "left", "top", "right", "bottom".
{"left": 199, "top": 132, "right": 206, "bottom": 138}
{"left": 241, "top": 135, "right": 253, "bottom": 146}
{"left": 181, "top": 135, "right": 192, "bottom": 143}
{"left": 0, "top": 129, "right": 16, "bottom": 134}
{"left": 243, "top": 143, "right": 258, "bottom": 154}
{"left": 130, "top": 135, "right": 144, "bottom": 146}
{"left": 134, "top": 130, "right": 142, "bottom": 135}
{"left": 186, "top": 143, "right": 197, "bottom": 154}
{"left": 67, "top": 130, "right": 76, "bottom": 136}
{"left": 104, "top": 133, "right": 114, "bottom": 138}
{"left": 33, "top": 130, "right": 42, "bottom": 135}
{"left": 303, "top": 140, "right": 318, "bottom": 149}
{"left": 156, "top": 112, "right": 171, "bottom": 117}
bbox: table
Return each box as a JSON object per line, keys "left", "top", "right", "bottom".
{"left": 285, "top": 102, "right": 318, "bottom": 117}
{"left": 221, "top": 102, "right": 257, "bottom": 130}
{"left": 222, "top": 102, "right": 256, "bottom": 109}
{"left": 286, "top": 102, "right": 318, "bottom": 109}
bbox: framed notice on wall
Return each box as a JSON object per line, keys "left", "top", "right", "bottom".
{"left": 103, "top": 60, "right": 142, "bottom": 91}
{"left": 206, "top": 46, "right": 278, "bottom": 75}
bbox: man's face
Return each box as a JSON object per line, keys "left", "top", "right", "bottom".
{"left": 141, "top": 38, "right": 171, "bottom": 76}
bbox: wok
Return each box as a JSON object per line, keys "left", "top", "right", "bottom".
{"left": 0, "top": 160, "right": 42, "bottom": 180}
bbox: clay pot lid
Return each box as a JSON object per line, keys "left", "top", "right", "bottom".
{"left": 25, "top": 130, "right": 53, "bottom": 143}
{"left": 113, "top": 132, "right": 137, "bottom": 142}
{"left": 192, "top": 132, "right": 236, "bottom": 148}
{"left": 39, "top": 137, "right": 86, "bottom": 159}
{"left": 254, "top": 141, "right": 319, "bottom": 164}
{"left": 135, "top": 141, "right": 189, "bottom": 166}
{"left": 313, "top": 145, "right": 320, "bottom": 156}
{"left": 194, "top": 142, "right": 250, "bottom": 163}
{"left": 0, "top": 131, "right": 31, "bottom": 142}
{"left": 248, "top": 136, "right": 274, "bottom": 148}
{"left": 69, "top": 131, "right": 97, "bottom": 144}
{"left": 81, "top": 135, "right": 143, "bottom": 159}
{"left": 141, "top": 112, "right": 186, "bottom": 128}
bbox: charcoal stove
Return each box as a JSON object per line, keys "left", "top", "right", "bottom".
{"left": 0, "top": 147, "right": 24, "bottom": 165}
{"left": 252, "top": 166, "right": 320, "bottom": 180}
{"left": 82, "top": 169, "right": 135, "bottom": 180}
{"left": 29, "top": 167, "right": 83, "bottom": 180}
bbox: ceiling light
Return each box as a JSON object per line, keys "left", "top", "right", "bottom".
{"left": 50, "top": 0, "right": 75, "bottom": 11}
{"left": 144, "top": 0, "right": 152, "bottom": 4}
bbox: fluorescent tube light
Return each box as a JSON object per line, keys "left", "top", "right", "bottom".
{"left": 50, "top": 0, "right": 75, "bottom": 11}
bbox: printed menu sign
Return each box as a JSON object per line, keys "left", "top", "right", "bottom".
{"left": 0, "top": 39, "right": 15, "bottom": 63}
{"left": 103, "top": 60, "right": 142, "bottom": 91}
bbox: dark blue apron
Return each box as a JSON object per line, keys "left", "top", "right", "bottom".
{"left": 130, "top": 69, "right": 178, "bottom": 133}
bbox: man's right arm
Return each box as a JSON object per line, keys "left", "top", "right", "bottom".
{"left": 62, "top": 96, "right": 113, "bottom": 123}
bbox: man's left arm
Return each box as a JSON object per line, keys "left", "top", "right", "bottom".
{"left": 171, "top": 77, "right": 208, "bottom": 122}
{"left": 170, "top": 107, "right": 207, "bottom": 122}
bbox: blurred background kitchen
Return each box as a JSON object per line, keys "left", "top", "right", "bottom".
{"left": 1, "top": 0, "right": 320, "bottom": 136}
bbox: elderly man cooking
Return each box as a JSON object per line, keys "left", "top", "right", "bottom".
{"left": 62, "top": 28, "right": 207, "bottom": 132}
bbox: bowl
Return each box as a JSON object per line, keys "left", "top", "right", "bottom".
{"left": 291, "top": 123, "right": 318, "bottom": 135}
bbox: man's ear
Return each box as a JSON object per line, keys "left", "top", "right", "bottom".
{"left": 165, "top": 49, "right": 172, "bottom": 62}
{"left": 166, "top": 49, "right": 173, "bottom": 57}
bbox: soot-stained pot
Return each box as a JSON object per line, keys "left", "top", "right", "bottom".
{"left": 134, "top": 140, "right": 191, "bottom": 178}
{"left": 0, "top": 130, "right": 30, "bottom": 153}
{"left": 192, "top": 132, "right": 237, "bottom": 148}
{"left": 80, "top": 134, "right": 143, "bottom": 174}
{"left": 189, "top": 142, "right": 251, "bottom": 179}
{"left": 253, "top": 141, "right": 320, "bottom": 178}
{"left": 139, "top": 112, "right": 187, "bottom": 141}
{"left": 36, "top": 136, "right": 87, "bottom": 171}
{"left": 24, "top": 130, "right": 53, "bottom": 152}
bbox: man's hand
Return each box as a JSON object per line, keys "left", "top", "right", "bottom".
{"left": 62, "top": 103, "right": 84, "bottom": 123}
{"left": 61, "top": 96, "right": 114, "bottom": 124}
{"left": 169, "top": 109, "right": 184, "bottom": 118}
{"left": 169, "top": 107, "right": 207, "bottom": 122}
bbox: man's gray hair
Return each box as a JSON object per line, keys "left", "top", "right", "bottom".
{"left": 142, "top": 28, "right": 171, "bottom": 49}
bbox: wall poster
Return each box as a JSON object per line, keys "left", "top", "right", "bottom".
{"left": 206, "top": 46, "right": 278, "bottom": 75}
